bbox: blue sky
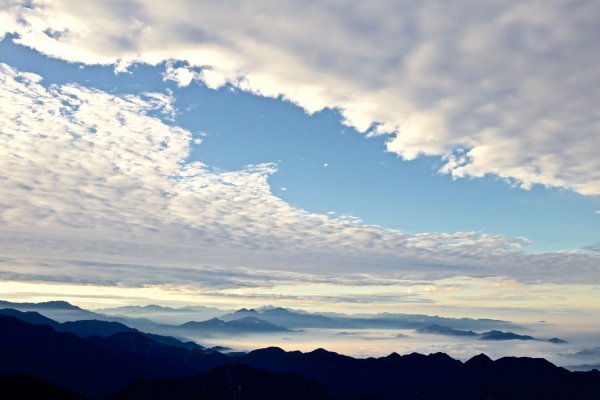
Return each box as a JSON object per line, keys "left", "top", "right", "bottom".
{"left": 1, "top": 37, "right": 597, "bottom": 253}
{"left": 0, "top": 1, "right": 599, "bottom": 320}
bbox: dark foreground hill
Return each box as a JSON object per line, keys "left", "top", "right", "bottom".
{"left": 1, "top": 313, "right": 599, "bottom": 399}
{"left": 110, "top": 364, "right": 333, "bottom": 400}
{"left": 0, "top": 374, "right": 87, "bottom": 400}
{"left": 242, "top": 347, "right": 600, "bottom": 399}
{"left": 0, "top": 315, "right": 228, "bottom": 398}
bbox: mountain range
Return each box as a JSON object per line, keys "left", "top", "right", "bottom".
{"left": 175, "top": 316, "right": 289, "bottom": 334}
{"left": 94, "top": 301, "right": 521, "bottom": 331}
{"left": 1, "top": 306, "right": 599, "bottom": 399}
{"left": 1, "top": 299, "right": 528, "bottom": 337}
{"left": 417, "top": 324, "right": 567, "bottom": 343}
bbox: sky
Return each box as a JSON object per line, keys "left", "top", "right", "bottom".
{"left": 0, "top": 0, "right": 599, "bottom": 324}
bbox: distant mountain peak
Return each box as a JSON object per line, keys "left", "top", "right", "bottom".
{"left": 549, "top": 337, "right": 568, "bottom": 344}
{"left": 417, "top": 324, "right": 478, "bottom": 336}
{"left": 248, "top": 346, "right": 287, "bottom": 357}
{"left": 41, "top": 301, "right": 81, "bottom": 309}
{"left": 479, "top": 330, "right": 536, "bottom": 341}
{"left": 234, "top": 308, "right": 258, "bottom": 314}
{"left": 465, "top": 353, "right": 493, "bottom": 367}
{"left": 0, "top": 300, "right": 81, "bottom": 310}
{"left": 0, "top": 308, "right": 59, "bottom": 327}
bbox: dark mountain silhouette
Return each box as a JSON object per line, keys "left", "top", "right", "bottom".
{"left": 60, "top": 319, "right": 137, "bottom": 337}
{"left": 416, "top": 323, "right": 566, "bottom": 343}
{"left": 142, "top": 332, "right": 204, "bottom": 350}
{"left": 241, "top": 347, "right": 600, "bottom": 400}
{"left": 0, "top": 315, "right": 228, "bottom": 398}
{"left": 0, "top": 374, "right": 87, "bottom": 400}
{"left": 567, "top": 364, "right": 600, "bottom": 372}
{"left": 548, "top": 337, "right": 568, "bottom": 344}
{"left": 0, "top": 308, "right": 204, "bottom": 350}
{"left": 417, "top": 324, "right": 478, "bottom": 336}
{"left": 176, "top": 316, "right": 288, "bottom": 334}
{"left": 0, "top": 300, "right": 162, "bottom": 332}
{"left": 110, "top": 364, "right": 333, "bottom": 400}
{"left": 1, "top": 309, "right": 598, "bottom": 399}
{"left": 0, "top": 308, "right": 60, "bottom": 327}
{"left": 60, "top": 319, "right": 204, "bottom": 349}
{"left": 479, "top": 330, "right": 536, "bottom": 341}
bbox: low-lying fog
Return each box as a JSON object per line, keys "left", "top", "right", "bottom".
{"left": 182, "top": 325, "right": 600, "bottom": 370}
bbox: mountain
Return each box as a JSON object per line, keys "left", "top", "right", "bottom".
{"left": 6, "top": 300, "right": 521, "bottom": 333}
{"left": 0, "top": 315, "right": 228, "bottom": 398}
{"left": 98, "top": 304, "right": 226, "bottom": 325}
{"left": 348, "top": 311, "right": 521, "bottom": 330}
{"left": 98, "top": 300, "right": 523, "bottom": 331}
{"left": 176, "top": 317, "right": 288, "bottom": 334}
{"left": 479, "top": 330, "right": 537, "bottom": 341}
{"left": 0, "top": 300, "right": 161, "bottom": 332}
{"left": 0, "top": 308, "right": 60, "bottom": 328}
{"left": 221, "top": 307, "right": 260, "bottom": 318}
{"left": 417, "top": 324, "right": 478, "bottom": 336}
{"left": 0, "top": 300, "right": 82, "bottom": 311}
{"left": 1, "top": 315, "right": 599, "bottom": 399}
{"left": 221, "top": 307, "right": 346, "bottom": 329}
{"left": 110, "top": 364, "right": 333, "bottom": 400}
{"left": 0, "top": 308, "right": 204, "bottom": 350}
{"left": 566, "top": 364, "right": 600, "bottom": 372}
{"left": 142, "top": 332, "right": 204, "bottom": 350}
{"left": 59, "top": 320, "right": 137, "bottom": 337}
{"left": 100, "top": 305, "right": 181, "bottom": 313}
{"left": 0, "top": 300, "right": 98, "bottom": 322}
{"left": 219, "top": 306, "right": 519, "bottom": 330}
{"left": 548, "top": 337, "right": 568, "bottom": 344}
{"left": 241, "top": 347, "right": 600, "bottom": 400}
{"left": 416, "top": 323, "right": 566, "bottom": 343}
{"left": 572, "top": 347, "right": 600, "bottom": 357}
{"left": 0, "top": 374, "right": 87, "bottom": 400}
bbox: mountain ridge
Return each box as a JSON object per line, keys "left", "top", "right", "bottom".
{"left": 1, "top": 313, "right": 599, "bottom": 399}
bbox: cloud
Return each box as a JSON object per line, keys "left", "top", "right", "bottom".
{"left": 1, "top": 1, "right": 600, "bottom": 194}
{"left": 1, "top": 62, "right": 599, "bottom": 292}
{"left": 571, "top": 347, "right": 600, "bottom": 359}
{"left": 162, "top": 61, "right": 202, "bottom": 87}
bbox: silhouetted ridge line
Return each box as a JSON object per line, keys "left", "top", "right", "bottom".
{"left": 1, "top": 313, "right": 599, "bottom": 399}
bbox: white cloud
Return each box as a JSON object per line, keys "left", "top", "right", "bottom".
{"left": 162, "top": 61, "right": 201, "bottom": 87}
{"left": 0, "top": 63, "right": 599, "bottom": 291}
{"left": 1, "top": 1, "right": 599, "bottom": 194}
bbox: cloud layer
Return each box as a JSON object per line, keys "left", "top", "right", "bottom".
{"left": 1, "top": 63, "right": 599, "bottom": 293}
{"left": 2, "top": 0, "right": 600, "bottom": 194}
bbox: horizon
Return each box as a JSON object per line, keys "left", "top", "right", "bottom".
{"left": 2, "top": 297, "right": 599, "bottom": 370}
